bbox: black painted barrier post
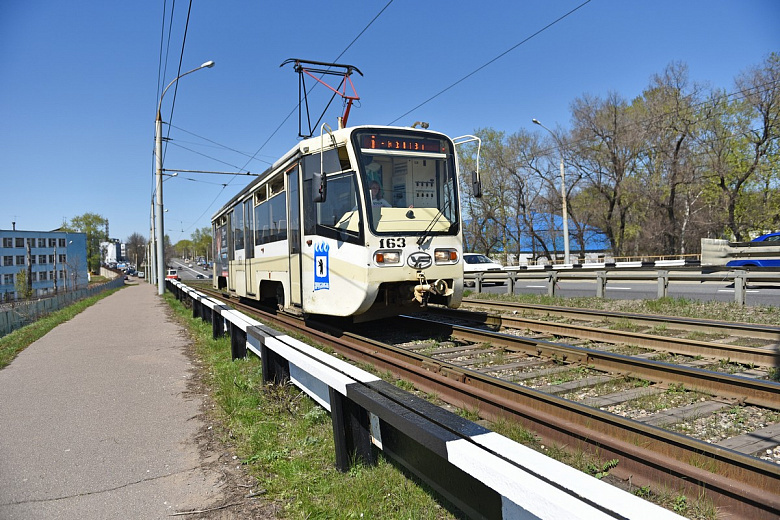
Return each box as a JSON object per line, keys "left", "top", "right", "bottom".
{"left": 259, "top": 342, "right": 290, "bottom": 385}
{"left": 212, "top": 310, "right": 225, "bottom": 339}
{"left": 347, "top": 381, "right": 501, "bottom": 520}
{"left": 229, "top": 323, "right": 247, "bottom": 360}
{"left": 329, "top": 388, "right": 375, "bottom": 472}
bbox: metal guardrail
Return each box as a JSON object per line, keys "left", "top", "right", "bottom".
{"left": 167, "top": 280, "right": 684, "bottom": 520}
{"left": 466, "top": 266, "right": 780, "bottom": 305}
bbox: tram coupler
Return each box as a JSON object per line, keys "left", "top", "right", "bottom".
{"left": 413, "top": 273, "right": 453, "bottom": 306}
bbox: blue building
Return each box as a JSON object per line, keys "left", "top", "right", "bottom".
{"left": 465, "top": 212, "right": 611, "bottom": 265}
{"left": 0, "top": 228, "right": 88, "bottom": 300}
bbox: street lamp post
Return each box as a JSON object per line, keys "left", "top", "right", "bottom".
{"left": 155, "top": 60, "right": 214, "bottom": 295}
{"left": 532, "top": 118, "right": 570, "bottom": 265}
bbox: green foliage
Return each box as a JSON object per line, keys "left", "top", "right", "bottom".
{"left": 672, "top": 494, "right": 688, "bottom": 514}
{"left": 586, "top": 458, "right": 619, "bottom": 479}
{"left": 62, "top": 212, "right": 108, "bottom": 272}
{"left": 14, "top": 269, "right": 33, "bottom": 300}
{"left": 464, "top": 54, "right": 779, "bottom": 258}
{"left": 164, "top": 294, "right": 459, "bottom": 519}
{"left": 174, "top": 227, "right": 212, "bottom": 261}
{"left": 634, "top": 485, "right": 652, "bottom": 498}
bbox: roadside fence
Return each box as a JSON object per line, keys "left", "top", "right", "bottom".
{"left": 467, "top": 262, "right": 780, "bottom": 305}
{"left": 0, "top": 277, "right": 126, "bottom": 337}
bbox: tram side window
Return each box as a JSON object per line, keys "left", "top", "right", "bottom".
{"left": 301, "top": 148, "right": 361, "bottom": 244}
{"left": 244, "top": 200, "right": 253, "bottom": 259}
{"left": 233, "top": 205, "right": 244, "bottom": 251}
{"left": 254, "top": 193, "right": 287, "bottom": 245}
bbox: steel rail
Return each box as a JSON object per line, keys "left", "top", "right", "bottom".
{"left": 462, "top": 298, "right": 780, "bottom": 342}
{"left": 316, "top": 324, "right": 780, "bottom": 519}
{"left": 404, "top": 316, "right": 780, "bottom": 411}
{"left": 428, "top": 307, "right": 780, "bottom": 367}
{"left": 194, "top": 287, "right": 780, "bottom": 519}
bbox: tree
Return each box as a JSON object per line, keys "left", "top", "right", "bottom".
{"left": 569, "top": 92, "right": 645, "bottom": 256}
{"left": 701, "top": 53, "right": 780, "bottom": 240}
{"left": 637, "top": 62, "right": 705, "bottom": 255}
{"left": 126, "top": 233, "right": 147, "bottom": 268}
{"left": 190, "top": 227, "right": 213, "bottom": 261}
{"left": 62, "top": 213, "right": 108, "bottom": 272}
{"left": 174, "top": 239, "right": 194, "bottom": 259}
{"left": 15, "top": 269, "right": 33, "bottom": 300}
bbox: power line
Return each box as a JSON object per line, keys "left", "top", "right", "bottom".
{"left": 164, "top": 0, "right": 194, "bottom": 155}
{"left": 521, "top": 78, "right": 780, "bottom": 160}
{"left": 165, "top": 141, "right": 256, "bottom": 172}
{"left": 388, "top": 0, "right": 593, "bottom": 125}
{"left": 176, "top": 1, "right": 396, "bottom": 237}
{"left": 168, "top": 123, "right": 276, "bottom": 165}
{"left": 238, "top": 0, "right": 395, "bottom": 176}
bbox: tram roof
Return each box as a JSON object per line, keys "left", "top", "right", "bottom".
{"left": 211, "top": 125, "right": 453, "bottom": 222}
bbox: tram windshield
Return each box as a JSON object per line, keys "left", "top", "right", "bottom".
{"left": 353, "top": 130, "right": 459, "bottom": 236}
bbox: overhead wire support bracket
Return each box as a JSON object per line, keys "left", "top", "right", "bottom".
{"left": 280, "top": 58, "right": 363, "bottom": 138}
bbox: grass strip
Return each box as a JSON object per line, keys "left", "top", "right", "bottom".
{"left": 166, "top": 292, "right": 720, "bottom": 519}
{"left": 0, "top": 286, "right": 124, "bottom": 370}
{"left": 163, "top": 293, "right": 458, "bottom": 519}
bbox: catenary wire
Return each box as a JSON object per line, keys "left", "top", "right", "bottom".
{"left": 387, "top": 0, "right": 593, "bottom": 125}
{"left": 178, "top": 1, "right": 396, "bottom": 235}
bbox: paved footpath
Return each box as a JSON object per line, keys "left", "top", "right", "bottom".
{"left": 0, "top": 282, "right": 224, "bottom": 519}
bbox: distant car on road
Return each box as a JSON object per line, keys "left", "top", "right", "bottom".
{"left": 725, "top": 231, "right": 780, "bottom": 268}
{"left": 462, "top": 253, "right": 505, "bottom": 287}
{"left": 196, "top": 274, "right": 205, "bottom": 279}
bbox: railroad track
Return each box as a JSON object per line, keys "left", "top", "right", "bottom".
{"left": 461, "top": 297, "right": 780, "bottom": 347}
{"left": 192, "top": 286, "right": 780, "bottom": 519}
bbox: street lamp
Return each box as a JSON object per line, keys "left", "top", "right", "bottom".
{"left": 155, "top": 60, "right": 214, "bottom": 295}
{"left": 532, "top": 118, "right": 570, "bottom": 265}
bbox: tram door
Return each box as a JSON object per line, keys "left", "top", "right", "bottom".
{"left": 286, "top": 165, "right": 302, "bottom": 307}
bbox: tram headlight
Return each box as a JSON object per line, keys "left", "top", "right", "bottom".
{"left": 434, "top": 248, "right": 458, "bottom": 264}
{"left": 374, "top": 250, "right": 401, "bottom": 265}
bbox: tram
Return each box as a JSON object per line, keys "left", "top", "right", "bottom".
{"left": 212, "top": 124, "right": 478, "bottom": 322}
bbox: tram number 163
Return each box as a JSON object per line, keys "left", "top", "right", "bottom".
{"left": 378, "top": 238, "right": 406, "bottom": 248}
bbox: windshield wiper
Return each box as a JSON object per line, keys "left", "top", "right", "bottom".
{"left": 416, "top": 198, "right": 451, "bottom": 246}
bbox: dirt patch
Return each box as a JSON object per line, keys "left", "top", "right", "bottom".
{"left": 178, "top": 339, "right": 282, "bottom": 519}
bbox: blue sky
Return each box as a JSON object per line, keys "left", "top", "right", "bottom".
{"left": 1, "top": 1, "right": 778, "bottom": 244}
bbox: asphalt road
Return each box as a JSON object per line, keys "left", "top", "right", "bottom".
{"left": 169, "top": 258, "right": 212, "bottom": 282}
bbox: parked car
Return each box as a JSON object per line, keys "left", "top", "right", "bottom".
{"left": 462, "top": 253, "right": 505, "bottom": 287}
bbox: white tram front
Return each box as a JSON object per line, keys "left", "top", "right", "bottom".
{"left": 212, "top": 125, "right": 468, "bottom": 322}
